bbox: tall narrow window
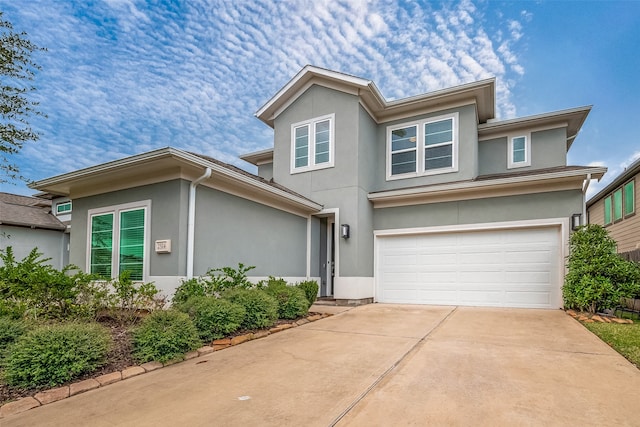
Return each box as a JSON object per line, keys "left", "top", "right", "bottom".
{"left": 390, "top": 125, "right": 417, "bottom": 175}
{"left": 90, "top": 213, "right": 114, "bottom": 278}
{"left": 424, "top": 119, "right": 453, "bottom": 170}
{"left": 119, "top": 209, "right": 145, "bottom": 280}
{"left": 604, "top": 196, "right": 612, "bottom": 225}
{"left": 613, "top": 188, "right": 623, "bottom": 222}
{"left": 624, "top": 180, "right": 635, "bottom": 217}
{"left": 294, "top": 126, "right": 309, "bottom": 168}
{"left": 512, "top": 137, "right": 526, "bottom": 163}
{"left": 291, "top": 114, "right": 334, "bottom": 173}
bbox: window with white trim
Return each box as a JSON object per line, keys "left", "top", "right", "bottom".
{"left": 387, "top": 113, "right": 458, "bottom": 179}
{"left": 508, "top": 134, "right": 530, "bottom": 168}
{"left": 88, "top": 201, "right": 149, "bottom": 281}
{"left": 56, "top": 201, "right": 72, "bottom": 215}
{"left": 291, "top": 114, "right": 334, "bottom": 173}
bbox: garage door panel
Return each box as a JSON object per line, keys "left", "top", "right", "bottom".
{"left": 376, "top": 226, "right": 561, "bottom": 309}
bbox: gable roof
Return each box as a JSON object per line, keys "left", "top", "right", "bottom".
{"left": 29, "top": 148, "right": 322, "bottom": 217}
{"left": 256, "top": 65, "right": 496, "bottom": 127}
{"left": 587, "top": 156, "right": 640, "bottom": 207}
{"left": 0, "top": 192, "right": 66, "bottom": 231}
{"left": 478, "top": 106, "right": 592, "bottom": 150}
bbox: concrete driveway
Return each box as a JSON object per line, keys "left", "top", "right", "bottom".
{"left": 3, "top": 304, "right": 639, "bottom": 426}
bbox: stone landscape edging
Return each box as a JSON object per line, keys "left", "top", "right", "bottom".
{"left": 0, "top": 312, "right": 333, "bottom": 418}
{"left": 565, "top": 309, "right": 635, "bottom": 324}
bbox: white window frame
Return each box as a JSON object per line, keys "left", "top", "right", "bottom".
{"left": 290, "top": 113, "right": 335, "bottom": 174}
{"left": 507, "top": 134, "right": 531, "bottom": 169}
{"left": 86, "top": 200, "right": 151, "bottom": 281}
{"left": 56, "top": 201, "right": 72, "bottom": 215}
{"left": 386, "top": 113, "right": 459, "bottom": 180}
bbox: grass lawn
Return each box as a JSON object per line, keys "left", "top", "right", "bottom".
{"left": 584, "top": 322, "right": 640, "bottom": 368}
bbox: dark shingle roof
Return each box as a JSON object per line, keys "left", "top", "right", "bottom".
{"left": 0, "top": 192, "right": 66, "bottom": 231}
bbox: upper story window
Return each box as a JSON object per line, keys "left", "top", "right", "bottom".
{"left": 291, "top": 114, "right": 334, "bottom": 174}
{"left": 507, "top": 134, "right": 530, "bottom": 169}
{"left": 387, "top": 113, "right": 458, "bottom": 180}
{"left": 603, "top": 179, "right": 635, "bottom": 225}
{"left": 56, "top": 201, "right": 72, "bottom": 215}
{"left": 88, "top": 201, "right": 149, "bottom": 281}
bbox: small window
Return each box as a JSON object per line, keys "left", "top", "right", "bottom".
{"left": 613, "top": 188, "right": 623, "bottom": 222}
{"left": 604, "top": 196, "right": 612, "bottom": 225}
{"left": 508, "top": 135, "right": 530, "bottom": 168}
{"left": 56, "top": 201, "right": 72, "bottom": 214}
{"left": 387, "top": 113, "right": 458, "bottom": 179}
{"left": 624, "top": 180, "right": 635, "bottom": 217}
{"left": 291, "top": 114, "right": 334, "bottom": 173}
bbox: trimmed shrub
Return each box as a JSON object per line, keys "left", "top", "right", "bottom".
{"left": 223, "top": 288, "right": 278, "bottom": 329}
{"left": 179, "top": 296, "right": 246, "bottom": 341}
{"left": 3, "top": 322, "right": 111, "bottom": 388}
{"left": 265, "top": 284, "right": 309, "bottom": 319}
{"left": 297, "top": 280, "right": 319, "bottom": 308}
{"left": 172, "top": 277, "right": 214, "bottom": 306}
{"left": 132, "top": 310, "right": 201, "bottom": 363}
{"left": 172, "top": 264, "right": 257, "bottom": 305}
{"left": 564, "top": 225, "right": 640, "bottom": 312}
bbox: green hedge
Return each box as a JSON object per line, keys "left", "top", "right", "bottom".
{"left": 222, "top": 288, "right": 278, "bottom": 329}
{"left": 3, "top": 322, "right": 111, "bottom": 388}
{"left": 132, "top": 310, "right": 201, "bottom": 363}
{"left": 178, "top": 296, "right": 246, "bottom": 341}
{"left": 265, "top": 283, "right": 309, "bottom": 319}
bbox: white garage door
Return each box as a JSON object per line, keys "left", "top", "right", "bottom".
{"left": 376, "top": 226, "right": 561, "bottom": 308}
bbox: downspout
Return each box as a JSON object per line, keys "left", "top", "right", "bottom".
{"left": 186, "top": 167, "right": 212, "bottom": 279}
{"left": 582, "top": 173, "right": 592, "bottom": 225}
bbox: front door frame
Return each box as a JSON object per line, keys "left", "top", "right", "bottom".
{"left": 308, "top": 208, "right": 339, "bottom": 297}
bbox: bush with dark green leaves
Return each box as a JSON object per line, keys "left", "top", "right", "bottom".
{"left": 564, "top": 224, "right": 640, "bottom": 313}
{"left": 222, "top": 288, "right": 278, "bottom": 329}
{"left": 2, "top": 322, "right": 111, "bottom": 388}
{"left": 132, "top": 310, "right": 201, "bottom": 363}
{"left": 296, "top": 280, "right": 319, "bottom": 308}
{"left": 172, "top": 263, "right": 256, "bottom": 305}
{"left": 265, "top": 282, "right": 309, "bottom": 319}
{"left": 0, "top": 317, "right": 29, "bottom": 361}
{"left": 0, "top": 247, "right": 95, "bottom": 320}
{"left": 178, "top": 296, "right": 246, "bottom": 341}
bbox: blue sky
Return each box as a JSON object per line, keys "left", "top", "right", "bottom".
{"left": 1, "top": 0, "right": 639, "bottom": 198}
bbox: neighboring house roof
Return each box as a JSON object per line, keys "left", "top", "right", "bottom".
{"left": 256, "top": 65, "right": 495, "bottom": 127}
{"left": 0, "top": 192, "right": 66, "bottom": 231}
{"left": 29, "top": 147, "right": 323, "bottom": 216}
{"left": 368, "top": 165, "right": 606, "bottom": 208}
{"left": 587, "top": 156, "right": 640, "bottom": 208}
{"left": 478, "top": 106, "right": 592, "bottom": 150}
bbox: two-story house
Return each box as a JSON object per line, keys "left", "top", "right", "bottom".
{"left": 31, "top": 66, "right": 605, "bottom": 308}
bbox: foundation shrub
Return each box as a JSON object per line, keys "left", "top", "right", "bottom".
{"left": 2, "top": 322, "right": 111, "bottom": 388}
{"left": 178, "top": 296, "right": 246, "bottom": 341}
{"left": 222, "top": 288, "right": 278, "bottom": 329}
{"left": 264, "top": 280, "right": 309, "bottom": 319}
{"left": 132, "top": 310, "right": 200, "bottom": 363}
{"left": 564, "top": 224, "right": 640, "bottom": 313}
{"left": 0, "top": 317, "right": 29, "bottom": 361}
{"left": 296, "top": 280, "right": 319, "bottom": 308}
{"left": 172, "top": 263, "right": 257, "bottom": 305}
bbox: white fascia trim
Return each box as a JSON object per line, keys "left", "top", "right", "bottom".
{"left": 256, "top": 65, "right": 371, "bottom": 120}
{"left": 239, "top": 148, "right": 274, "bottom": 166}
{"left": 369, "top": 167, "right": 608, "bottom": 204}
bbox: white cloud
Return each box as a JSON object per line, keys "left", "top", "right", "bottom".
{"left": 1, "top": 0, "right": 528, "bottom": 191}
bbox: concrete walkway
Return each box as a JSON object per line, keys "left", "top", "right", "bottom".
{"left": 3, "top": 305, "right": 639, "bottom": 426}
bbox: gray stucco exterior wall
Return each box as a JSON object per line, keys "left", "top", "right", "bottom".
{"left": 0, "top": 226, "right": 68, "bottom": 270}
{"left": 69, "top": 180, "right": 189, "bottom": 277}
{"left": 373, "top": 190, "right": 583, "bottom": 230}
{"left": 193, "top": 185, "right": 307, "bottom": 277}
{"left": 478, "top": 127, "right": 567, "bottom": 176}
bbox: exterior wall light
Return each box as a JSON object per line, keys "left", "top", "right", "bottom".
{"left": 571, "top": 213, "right": 582, "bottom": 231}
{"left": 341, "top": 224, "right": 350, "bottom": 239}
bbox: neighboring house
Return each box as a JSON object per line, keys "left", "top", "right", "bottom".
{"left": 31, "top": 66, "right": 606, "bottom": 308}
{"left": 587, "top": 157, "right": 639, "bottom": 252}
{"left": 0, "top": 192, "right": 69, "bottom": 269}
